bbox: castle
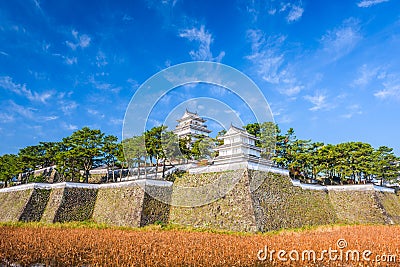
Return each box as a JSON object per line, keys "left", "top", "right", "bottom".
{"left": 172, "top": 110, "right": 278, "bottom": 174}
{"left": 1, "top": 110, "right": 399, "bottom": 233}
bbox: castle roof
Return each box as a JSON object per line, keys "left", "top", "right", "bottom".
{"left": 223, "top": 124, "right": 259, "bottom": 140}
{"left": 176, "top": 109, "right": 206, "bottom": 123}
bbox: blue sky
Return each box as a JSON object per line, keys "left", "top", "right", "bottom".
{"left": 0, "top": 0, "right": 399, "bottom": 155}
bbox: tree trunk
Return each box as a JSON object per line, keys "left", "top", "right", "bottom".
{"left": 85, "top": 170, "right": 89, "bottom": 183}
{"left": 120, "top": 163, "right": 123, "bottom": 182}
{"left": 162, "top": 158, "right": 166, "bottom": 179}
{"left": 144, "top": 158, "right": 147, "bottom": 179}
{"left": 112, "top": 160, "right": 115, "bottom": 182}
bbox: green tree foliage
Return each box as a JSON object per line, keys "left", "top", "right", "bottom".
{"left": 17, "top": 142, "right": 60, "bottom": 183}
{"left": 0, "top": 154, "right": 20, "bottom": 187}
{"left": 145, "top": 125, "right": 167, "bottom": 166}
{"left": 1, "top": 123, "right": 399, "bottom": 187}
{"left": 178, "top": 136, "right": 192, "bottom": 163}
{"left": 102, "top": 135, "right": 121, "bottom": 182}
{"left": 191, "top": 135, "right": 215, "bottom": 160}
{"left": 122, "top": 135, "right": 146, "bottom": 178}
{"left": 374, "top": 146, "right": 399, "bottom": 186}
{"left": 244, "top": 122, "right": 277, "bottom": 159}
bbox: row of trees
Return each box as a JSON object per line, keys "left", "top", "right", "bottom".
{"left": 272, "top": 127, "right": 399, "bottom": 185}
{"left": 0, "top": 127, "right": 122, "bottom": 186}
{"left": 0, "top": 125, "right": 218, "bottom": 186}
{"left": 123, "top": 125, "right": 217, "bottom": 178}
{"left": 244, "top": 122, "right": 399, "bottom": 184}
{"left": 0, "top": 123, "right": 399, "bottom": 187}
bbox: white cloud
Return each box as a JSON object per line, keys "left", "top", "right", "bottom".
{"left": 0, "top": 113, "right": 14, "bottom": 123}
{"left": 341, "top": 104, "right": 363, "bottom": 119}
{"left": 32, "top": 0, "right": 41, "bottom": 9}
{"left": 374, "top": 80, "right": 400, "bottom": 99}
{"left": 280, "top": 85, "right": 304, "bottom": 96}
{"left": 287, "top": 5, "right": 304, "bottom": 22}
{"left": 87, "top": 108, "right": 105, "bottom": 118}
{"left": 352, "top": 64, "right": 379, "bottom": 87}
{"left": 65, "top": 57, "right": 77, "bottom": 65}
{"left": 304, "top": 92, "right": 330, "bottom": 111}
{"left": 95, "top": 51, "right": 108, "bottom": 67}
{"left": 61, "top": 122, "right": 78, "bottom": 131}
{"left": 246, "top": 29, "right": 288, "bottom": 84}
{"left": 122, "top": 14, "right": 133, "bottom": 22}
{"left": 109, "top": 118, "right": 124, "bottom": 125}
{"left": 0, "top": 51, "right": 9, "bottom": 56}
{"left": 179, "top": 25, "right": 225, "bottom": 62}
{"left": 246, "top": 29, "right": 305, "bottom": 96}
{"left": 357, "top": 0, "right": 389, "bottom": 8}
{"left": 88, "top": 76, "right": 121, "bottom": 93}
{"left": 320, "top": 18, "right": 362, "bottom": 61}
{"left": 42, "top": 115, "right": 59, "bottom": 121}
{"left": 59, "top": 100, "right": 78, "bottom": 115}
{"left": 9, "top": 101, "right": 35, "bottom": 118}
{"left": 0, "top": 76, "right": 53, "bottom": 103}
{"left": 66, "top": 30, "right": 91, "bottom": 50}
{"left": 262, "top": 1, "right": 304, "bottom": 23}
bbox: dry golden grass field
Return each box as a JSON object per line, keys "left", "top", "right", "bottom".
{"left": 0, "top": 223, "right": 399, "bottom": 266}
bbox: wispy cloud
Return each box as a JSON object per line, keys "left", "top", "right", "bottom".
{"left": 320, "top": 18, "right": 362, "bottom": 61}
{"left": 65, "top": 57, "right": 77, "bottom": 65}
{"left": 0, "top": 76, "right": 53, "bottom": 103}
{"left": 304, "top": 92, "right": 330, "bottom": 111}
{"left": 109, "top": 118, "right": 123, "bottom": 125}
{"left": 341, "top": 104, "right": 363, "bottom": 119}
{"left": 58, "top": 99, "right": 78, "bottom": 115}
{"left": 9, "top": 101, "right": 35, "bottom": 119}
{"left": 179, "top": 25, "right": 225, "bottom": 61}
{"left": 357, "top": 0, "right": 389, "bottom": 8}
{"left": 0, "top": 112, "right": 14, "bottom": 123}
{"left": 88, "top": 76, "right": 121, "bottom": 93}
{"left": 87, "top": 108, "right": 105, "bottom": 118}
{"left": 66, "top": 30, "right": 91, "bottom": 50}
{"left": 352, "top": 64, "right": 386, "bottom": 87}
{"left": 42, "top": 115, "right": 58, "bottom": 121}
{"left": 0, "top": 51, "right": 9, "bottom": 56}
{"left": 374, "top": 78, "right": 400, "bottom": 99}
{"left": 246, "top": 29, "right": 304, "bottom": 97}
{"left": 32, "top": 0, "right": 44, "bottom": 13}
{"left": 95, "top": 51, "right": 108, "bottom": 67}
{"left": 271, "top": 1, "right": 305, "bottom": 22}
{"left": 286, "top": 4, "right": 304, "bottom": 22}
{"left": 246, "top": 29, "right": 287, "bottom": 84}
{"left": 61, "top": 122, "right": 78, "bottom": 131}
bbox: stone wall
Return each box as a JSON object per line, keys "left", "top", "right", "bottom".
{"left": 53, "top": 187, "right": 98, "bottom": 223}
{"left": 92, "top": 185, "right": 145, "bottom": 227}
{"left": 91, "top": 181, "right": 173, "bottom": 227}
{"left": 0, "top": 188, "right": 33, "bottom": 222}
{"left": 19, "top": 189, "right": 50, "bottom": 222}
{"left": 0, "top": 170, "right": 399, "bottom": 233}
{"left": 372, "top": 192, "right": 400, "bottom": 224}
{"left": 169, "top": 170, "right": 258, "bottom": 232}
{"left": 40, "top": 187, "right": 65, "bottom": 223}
{"left": 250, "top": 170, "right": 338, "bottom": 231}
{"left": 140, "top": 185, "right": 172, "bottom": 227}
{"left": 328, "top": 190, "right": 387, "bottom": 224}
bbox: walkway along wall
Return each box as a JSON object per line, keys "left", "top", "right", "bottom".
{"left": 0, "top": 170, "right": 399, "bottom": 232}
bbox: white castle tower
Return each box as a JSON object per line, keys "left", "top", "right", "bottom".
{"left": 213, "top": 124, "right": 262, "bottom": 165}
{"left": 173, "top": 109, "right": 212, "bottom": 138}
